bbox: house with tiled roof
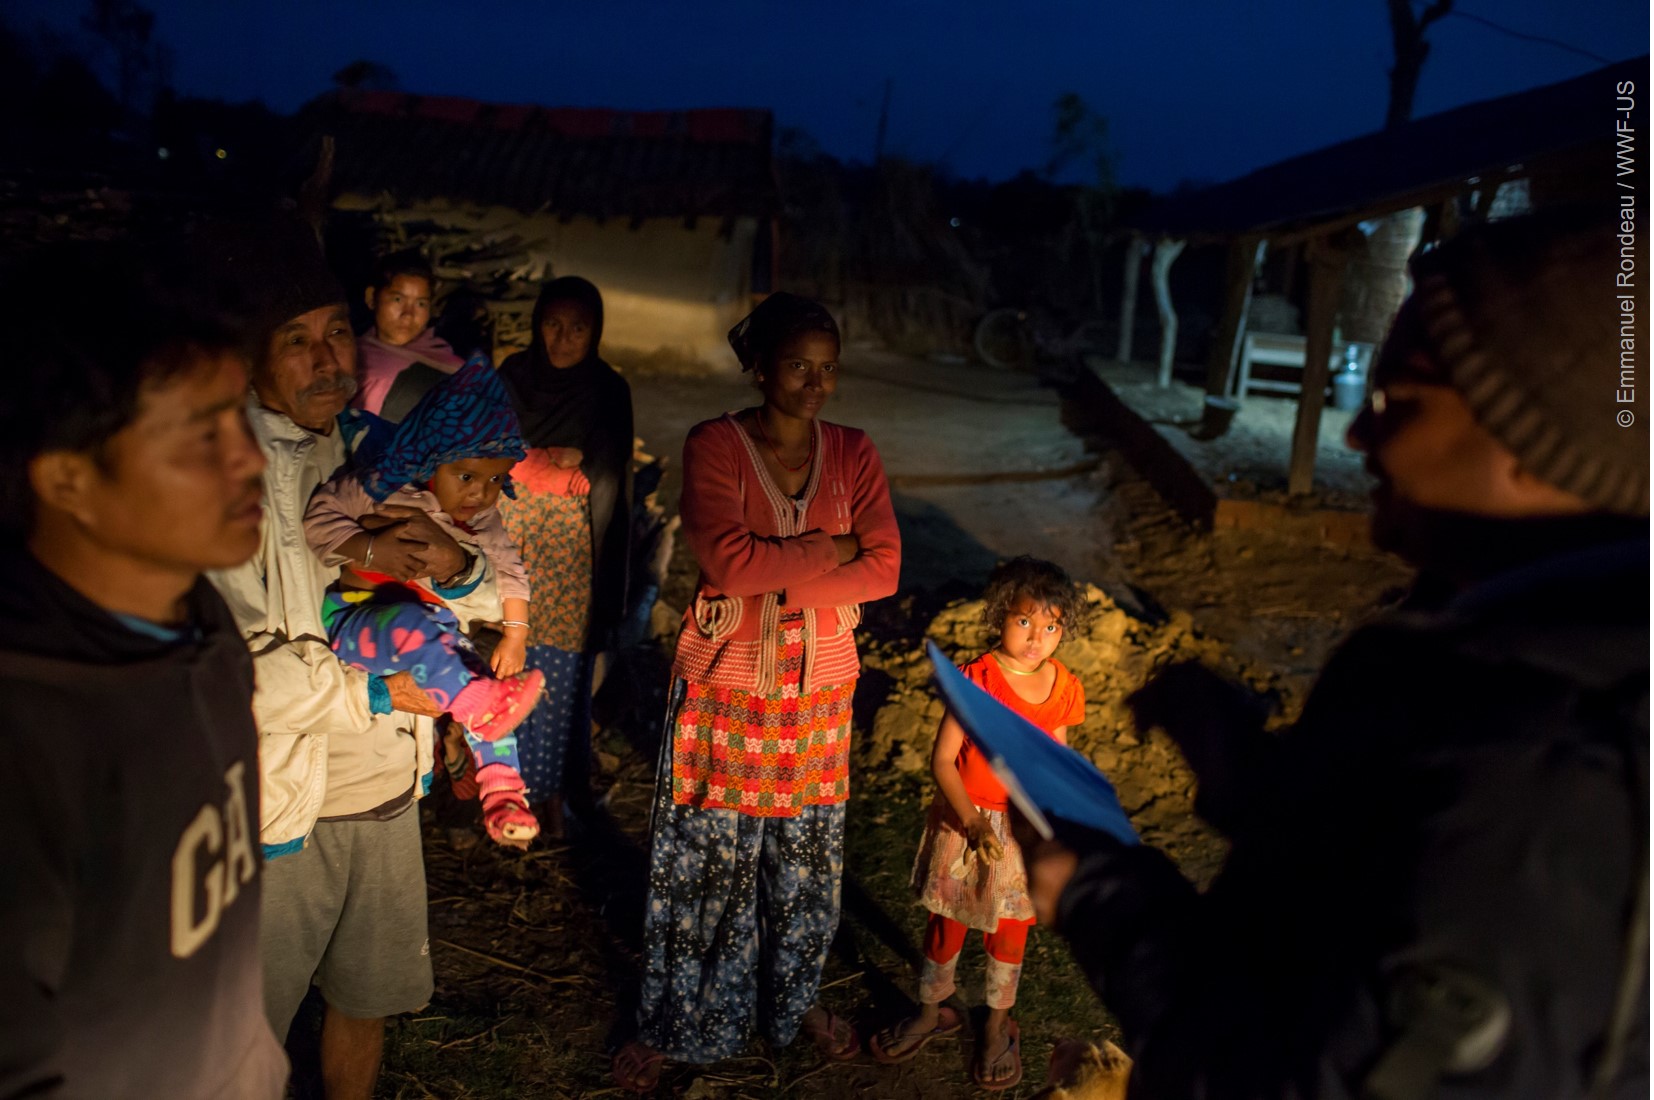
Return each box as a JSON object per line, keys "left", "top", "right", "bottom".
{"left": 294, "top": 89, "right": 779, "bottom": 367}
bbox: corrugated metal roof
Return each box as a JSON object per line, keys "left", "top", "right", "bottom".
{"left": 1128, "top": 56, "right": 1644, "bottom": 238}
{"left": 296, "top": 90, "right": 777, "bottom": 219}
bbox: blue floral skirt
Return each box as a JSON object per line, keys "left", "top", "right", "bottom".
{"left": 635, "top": 680, "right": 847, "bottom": 1063}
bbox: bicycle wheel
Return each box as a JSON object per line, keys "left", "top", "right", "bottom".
{"left": 973, "top": 308, "right": 1030, "bottom": 371}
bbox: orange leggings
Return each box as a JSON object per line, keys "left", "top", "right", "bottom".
{"left": 923, "top": 912, "right": 1032, "bottom": 965}
{"left": 920, "top": 912, "right": 1033, "bottom": 1009}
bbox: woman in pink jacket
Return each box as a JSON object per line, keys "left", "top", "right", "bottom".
{"left": 614, "top": 294, "right": 901, "bottom": 1091}
{"left": 351, "top": 251, "right": 465, "bottom": 422}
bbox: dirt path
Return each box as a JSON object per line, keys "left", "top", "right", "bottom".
{"left": 633, "top": 349, "right": 1126, "bottom": 594}
{"left": 384, "top": 351, "right": 1413, "bottom": 1099}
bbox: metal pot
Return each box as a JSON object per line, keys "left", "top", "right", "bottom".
{"left": 1332, "top": 370, "right": 1367, "bottom": 412}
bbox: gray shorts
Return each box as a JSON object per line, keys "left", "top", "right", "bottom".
{"left": 260, "top": 803, "right": 433, "bottom": 1032}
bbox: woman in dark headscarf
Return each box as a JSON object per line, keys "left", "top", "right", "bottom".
{"left": 496, "top": 277, "right": 633, "bottom": 835}
{"left": 613, "top": 293, "right": 901, "bottom": 1091}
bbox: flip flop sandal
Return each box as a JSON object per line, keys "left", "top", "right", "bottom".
{"left": 803, "top": 1007, "right": 862, "bottom": 1061}
{"left": 869, "top": 1005, "right": 964, "bottom": 1064}
{"left": 972, "top": 1019, "right": 1023, "bottom": 1092}
{"left": 611, "top": 1040, "right": 665, "bottom": 1093}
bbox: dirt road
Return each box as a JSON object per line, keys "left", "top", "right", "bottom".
{"left": 635, "top": 347, "right": 1409, "bottom": 685}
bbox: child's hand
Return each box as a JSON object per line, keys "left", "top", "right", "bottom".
{"left": 528, "top": 450, "right": 590, "bottom": 495}
{"left": 548, "top": 446, "right": 584, "bottom": 470}
{"left": 965, "top": 815, "right": 1005, "bottom": 863}
{"left": 491, "top": 632, "right": 527, "bottom": 678}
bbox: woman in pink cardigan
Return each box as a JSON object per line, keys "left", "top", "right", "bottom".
{"left": 614, "top": 294, "right": 901, "bottom": 1091}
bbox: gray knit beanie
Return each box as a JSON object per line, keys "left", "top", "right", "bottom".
{"left": 1408, "top": 207, "right": 1648, "bottom": 515}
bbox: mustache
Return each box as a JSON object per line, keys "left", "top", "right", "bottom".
{"left": 299, "top": 372, "right": 358, "bottom": 402}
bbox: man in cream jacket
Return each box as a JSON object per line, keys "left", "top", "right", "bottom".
{"left": 207, "top": 222, "right": 496, "bottom": 1100}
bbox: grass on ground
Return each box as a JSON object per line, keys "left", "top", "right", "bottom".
{"left": 353, "top": 714, "right": 1118, "bottom": 1100}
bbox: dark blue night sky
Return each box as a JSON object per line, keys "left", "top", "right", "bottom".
{"left": 11, "top": 0, "right": 1649, "bottom": 189}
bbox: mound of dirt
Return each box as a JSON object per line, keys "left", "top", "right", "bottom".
{"left": 855, "top": 584, "right": 1306, "bottom": 885}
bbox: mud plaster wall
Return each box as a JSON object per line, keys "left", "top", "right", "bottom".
{"left": 335, "top": 194, "right": 759, "bottom": 369}
{"left": 547, "top": 214, "right": 758, "bottom": 369}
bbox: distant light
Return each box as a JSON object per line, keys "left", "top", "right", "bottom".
{"left": 157, "top": 146, "right": 169, "bottom": 160}
{"left": 214, "top": 148, "right": 228, "bottom": 160}
{"left": 949, "top": 217, "right": 961, "bottom": 228}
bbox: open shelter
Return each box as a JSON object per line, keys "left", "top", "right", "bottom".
{"left": 1115, "top": 56, "right": 1644, "bottom": 494}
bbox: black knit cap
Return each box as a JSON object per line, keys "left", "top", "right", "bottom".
{"left": 727, "top": 292, "right": 839, "bottom": 372}
{"left": 189, "top": 215, "right": 347, "bottom": 354}
{"left": 1407, "top": 206, "right": 1649, "bottom": 516}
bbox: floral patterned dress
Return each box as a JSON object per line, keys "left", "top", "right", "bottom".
{"left": 499, "top": 448, "right": 594, "bottom": 801}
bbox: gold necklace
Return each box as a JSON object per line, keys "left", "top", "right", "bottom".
{"left": 992, "top": 652, "right": 1046, "bottom": 676}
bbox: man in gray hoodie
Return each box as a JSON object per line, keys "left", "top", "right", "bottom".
{"left": 0, "top": 242, "right": 287, "bottom": 1099}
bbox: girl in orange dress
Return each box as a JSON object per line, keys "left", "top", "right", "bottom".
{"left": 873, "top": 556, "right": 1090, "bottom": 1092}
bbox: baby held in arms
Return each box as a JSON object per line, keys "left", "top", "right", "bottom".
{"left": 304, "top": 358, "right": 545, "bottom": 847}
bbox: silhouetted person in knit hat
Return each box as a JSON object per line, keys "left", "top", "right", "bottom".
{"left": 1024, "top": 207, "right": 1649, "bottom": 1099}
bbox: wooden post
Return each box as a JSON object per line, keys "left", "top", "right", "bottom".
{"left": 1117, "top": 233, "right": 1143, "bottom": 364}
{"left": 1203, "top": 236, "right": 1266, "bottom": 398}
{"left": 1152, "top": 238, "right": 1186, "bottom": 386}
{"left": 1287, "top": 231, "right": 1361, "bottom": 495}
